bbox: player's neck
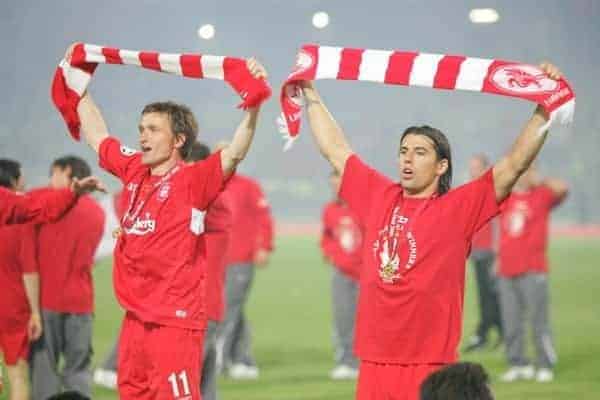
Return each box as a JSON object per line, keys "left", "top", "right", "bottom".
{"left": 404, "top": 184, "right": 438, "bottom": 199}
{"left": 150, "top": 156, "right": 180, "bottom": 176}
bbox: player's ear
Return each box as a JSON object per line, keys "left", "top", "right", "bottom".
{"left": 436, "top": 159, "right": 448, "bottom": 177}
{"left": 174, "top": 133, "right": 186, "bottom": 150}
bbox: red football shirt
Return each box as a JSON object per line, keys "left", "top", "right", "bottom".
{"left": 0, "top": 186, "right": 77, "bottom": 226}
{"left": 35, "top": 193, "right": 105, "bottom": 313}
{"left": 0, "top": 223, "right": 37, "bottom": 332}
{"left": 225, "top": 175, "right": 273, "bottom": 265}
{"left": 203, "top": 192, "right": 233, "bottom": 322}
{"left": 498, "top": 185, "right": 563, "bottom": 277}
{"left": 471, "top": 219, "right": 494, "bottom": 251}
{"left": 320, "top": 200, "right": 363, "bottom": 281}
{"left": 340, "top": 155, "right": 502, "bottom": 363}
{"left": 99, "top": 137, "right": 226, "bottom": 330}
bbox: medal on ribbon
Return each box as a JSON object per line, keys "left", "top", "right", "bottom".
{"left": 379, "top": 240, "right": 401, "bottom": 283}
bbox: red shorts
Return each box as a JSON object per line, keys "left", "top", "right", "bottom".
{"left": 0, "top": 326, "right": 29, "bottom": 366}
{"left": 356, "top": 361, "right": 445, "bottom": 400}
{"left": 117, "top": 313, "right": 205, "bottom": 400}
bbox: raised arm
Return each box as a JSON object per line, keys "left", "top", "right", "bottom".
{"left": 64, "top": 44, "right": 109, "bottom": 152}
{"left": 492, "top": 63, "right": 562, "bottom": 202}
{"left": 221, "top": 107, "right": 260, "bottom": 175}
{"left": 300, "top": 81, "right": 353, "bottom": 175}
{"left": 220, "top": 58, "right": 267, "bottom": 176}
{"left": 77, "top": 92, "right": 110, "bottom": 153}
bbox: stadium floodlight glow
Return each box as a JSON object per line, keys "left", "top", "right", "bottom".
{"left": 469, "top": 8, "right": 500, "bottom": 24}
{"left": 197, "top": 24, "right": 215, "bottom": 40}
{"left": 312, "top": 11, "right": 330, "bottom": 29}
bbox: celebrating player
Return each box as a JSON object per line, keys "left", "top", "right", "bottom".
{"left": 66, "top": 41, "right": 268, "bottom": 399}
{"left": 299, "top": 62, "right": 563, "bottom": 400}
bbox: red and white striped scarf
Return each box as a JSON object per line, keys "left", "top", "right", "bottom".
{"left": 53, "top": 43, "right": 272, "bottom": 140}
{"left": 279, "top": 44, "right": 575, "bottom": 149}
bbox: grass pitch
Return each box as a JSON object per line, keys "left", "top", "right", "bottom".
{"left": 1, "top": 236, "right": 599, "bottom": 399}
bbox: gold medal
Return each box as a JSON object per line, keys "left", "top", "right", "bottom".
{"left": 379, "top": 253, "right": 400, "bottom": 283}
{"left": 380, "top": 262, "right": 396, "bottom": 282}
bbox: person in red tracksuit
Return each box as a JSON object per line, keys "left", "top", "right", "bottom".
{"left": 28, "top": 156, "right": 106, "bottom": 400}
{"left": 298, "top": 61, "right": 563, "bottom": 400}
{"left": 321, "top": 170, "right": 363, "bottom": 380}
{"left": 463, "top": 154, "right": 503, "bottom": 352}
{"left": 215, "top": 150, "right": 273, "bottom": 380}
{"left": 187, "top": 142, "right": 233, "bottom": 400}
{"left": 497, "top": 166, "right": 568, "bottom": 383}
{"left": 66, "top": 41, "right": 267, "bottom": 398}
{"left": 0, "top": 159, "right": 42, "bottom": 400}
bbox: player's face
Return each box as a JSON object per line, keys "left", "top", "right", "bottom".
{"left": 50, "top": 166, "right": 72, "bottom": 189}
{"left": 138, "top": 112, "right": 183, "bottom": 167}
{"left": 469, "top": 157, "right": 486, "bottom": 180}
{"left": 14, "top": 172, "right": 25, "bottom": 192}
{"left": 397, "top": 133, "right": 447, "bottom": 197}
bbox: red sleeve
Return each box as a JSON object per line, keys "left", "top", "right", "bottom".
{"left": 0, "top": 187, "right": 31, "bottom": 225}
{"left": 339, "top": 155, "right": 393, "bottom": 223}
{"left": 19, "top": 224, "right": 38, "bottom": 273}
{"left": 98, "top": 136, "right": 143, "bottom": 182}
{"left": 445, "top": 168, "right": 504, "bottom": 240}
{"left": 1, "top": 187, "right": 77, "bottom": 226}
{"left": 36, "top": 188, "right": 79, "bottom": 223}
{"left": 186, "top": 150, "right": 227, "bottom": 210}
{"left": 251, "top": 181, "right": 274, "bottom": 252}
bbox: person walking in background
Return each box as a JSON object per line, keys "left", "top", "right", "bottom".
{"left": 216, "top": 141, "right": 274, "bottom": 380}
{"left": 29, "top": 156, "right": 106, "bottom": 399}
{"left": 92, "top": 189, "right": 127, "bottom": 390}
{"left": 188, "top": 141, "right": 233, "bottom": 400}
{"left": 463, "top": 154, "right": 503, "bottom": 352}
{"left": 497, "top": 166, "right": 568, "bottom": 383}
{"left": 320, "top": 170, "right": 363, "bottom": 379}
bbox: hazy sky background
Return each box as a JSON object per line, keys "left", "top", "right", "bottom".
{"left": 2, "top": 0, "right": 599, "bottom": 221}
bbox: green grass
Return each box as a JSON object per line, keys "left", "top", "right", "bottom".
{"left": 2, "top": 236, "right": 599, "bottom": 399}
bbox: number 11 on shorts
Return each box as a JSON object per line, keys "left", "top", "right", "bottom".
{"left": 168, "top": 370, "right": 191, "bottom": 398}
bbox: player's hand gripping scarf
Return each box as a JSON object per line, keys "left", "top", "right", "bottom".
{"left": 278, "top": 44, "right": 575, "bottom": 149}
{"left": 52, "top": 43, "right": 272, "bottom": 140}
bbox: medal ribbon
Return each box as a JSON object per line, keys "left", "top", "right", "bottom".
{"left": 121, "top": 163, "right": 182, "bottom": 230}
{"left": 382, "top": 190, "right": 435, "bottom": 275}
